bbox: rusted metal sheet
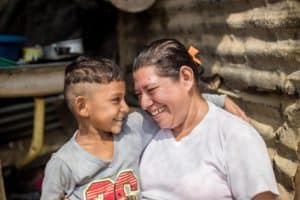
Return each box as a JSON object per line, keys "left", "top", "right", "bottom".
{"left": 205, "top": 62, "right": 299, "bottom": 95}
{"left": 226, "top": 1, "right": 300, "bottom": 29}
{"left": 200, "top": 35, "right": 300, "bottom": 62}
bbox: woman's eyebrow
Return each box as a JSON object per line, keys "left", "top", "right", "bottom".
{"left": 144, "top": 83, "right": 157, "bottom": 89}
{"left": 135, "top": 82, "right": 157, "bottom": 94}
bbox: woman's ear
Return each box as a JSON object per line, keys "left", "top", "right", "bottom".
{"left": 74, "top": 96, "right": 89, "bottom": 117}
{"left": 179, "top": 65, "right": 195, "bottom": 90}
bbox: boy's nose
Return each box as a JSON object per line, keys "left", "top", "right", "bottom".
{"left": 121, "top": 100, "right": 129, "bottom": 114}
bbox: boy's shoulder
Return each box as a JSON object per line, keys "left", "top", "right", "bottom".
{"left": 43, "top": 137, "right": 76, "bottom": 180}
{"left": 46, "top": 134, "right": 103, "bottom": 178}
{"left": 126, "top": 109, "right": 154, "bottom": 125}
{"left": 125, "top": 109, "right": 158, "bottom": 133}
{"left": 126, "top": 108, "right": 144, "bottom": 120}
{"left": 50, "top": 137, "right": 76, "bottom": 164}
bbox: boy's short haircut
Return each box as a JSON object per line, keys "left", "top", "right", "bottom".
{"left": 63, "top": 56, "right": 124, "bottom": 112}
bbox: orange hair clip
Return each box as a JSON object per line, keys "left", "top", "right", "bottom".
{"left": 188, "top": 46, "right": 202, "bottom": 65}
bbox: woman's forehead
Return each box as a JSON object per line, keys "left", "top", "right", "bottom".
{"left": 133, "top": 65, "right": 159, "bottom": 77}
{"left": 133, "top": 68, "right": 176, "bottom": 91}
{"left": 133, "top": 67, "right": 159, "bottom": 82}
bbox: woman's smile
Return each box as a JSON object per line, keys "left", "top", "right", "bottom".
{"left": 134, "top": 66, "right": 190, "bottom": 129}
{"left": 149, "top": 105, "right": 167, "bottom": 117}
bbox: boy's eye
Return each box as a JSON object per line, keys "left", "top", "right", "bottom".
{"left": 112, "top": 97, "right": 121, "bottom": 103}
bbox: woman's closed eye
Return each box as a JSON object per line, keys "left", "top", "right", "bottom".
{"left": 135, "top": 87, "right": 157, "bottom": 99}
{"left": 147, "top": 87, "right": 157, "bottom": 94}
{"left": 135, "top": 92, "right": 141, "bottom": 99}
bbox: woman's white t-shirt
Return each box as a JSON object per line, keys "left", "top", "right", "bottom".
{"left": 140, "top": 102, "right": 279, "bottom": 200}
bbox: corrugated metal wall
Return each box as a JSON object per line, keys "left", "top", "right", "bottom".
{"left": 118, "top": 0, "right": 300, "bottom": 199}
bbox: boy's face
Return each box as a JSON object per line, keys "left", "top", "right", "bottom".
{"left": 85, "top": 81, "right": 129, "bottom": 134}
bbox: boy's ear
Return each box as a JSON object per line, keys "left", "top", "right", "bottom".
{"left": 74, "top": 96, "right": 89, "bottom": 117}
{"left": 179, "top": 65, "right": 194, "bottom": 91}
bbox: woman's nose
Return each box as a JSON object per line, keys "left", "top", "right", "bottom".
{"left": 140, "top": 93, "right": 153, "bottom": 110}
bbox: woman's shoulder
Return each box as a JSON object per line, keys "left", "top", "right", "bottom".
{"left": 210, "top": 103, "right": 261, "bottom": 141}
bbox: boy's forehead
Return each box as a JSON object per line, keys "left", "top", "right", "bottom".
{"left": 71, "top": 80, "right": 125, "bottom": 88}
{"left": 80, "top": 81, "right": 126, "bottom": 94}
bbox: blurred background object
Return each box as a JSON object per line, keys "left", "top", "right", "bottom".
{"left": 42, "top": 38, "right": 83, "bottom": 61}
{"left": 0, "top": 34, "right": 25, "bottom": 62}
{"left": 109, "top": 0, "right": 155, "bottom": 13}
{"left": 23, "top": 45, "right": 43, "bottom": 63}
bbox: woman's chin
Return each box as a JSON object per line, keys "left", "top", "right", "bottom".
{"left": 156, "top": 120, "right": 172, "bottom": 129}
{"left": 150, "top": 111, "right": 174, "bottom": 129}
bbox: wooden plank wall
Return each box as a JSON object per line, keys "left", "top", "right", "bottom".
{"left": 118, "top": 0, "right": 300, "bottom": 199}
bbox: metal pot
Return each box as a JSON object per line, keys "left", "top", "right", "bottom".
{"left": 109, "top": 0, "right": 156, "bottom": 13}
{"left": 43, "top": 39, "right": 83, "bottom": 60}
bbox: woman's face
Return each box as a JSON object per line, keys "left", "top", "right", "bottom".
{"left": 133, "top": 66, "right": 191, "bottom": 129}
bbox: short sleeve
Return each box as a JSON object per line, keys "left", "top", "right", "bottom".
{"left": 202, "top": 94, "right": 225, "bottom": 107}
{"left": 225, "top": 124, "right": 279, "bottom": 199}
{"left": 41, "top": 156, "right": 74, "bottom": 200}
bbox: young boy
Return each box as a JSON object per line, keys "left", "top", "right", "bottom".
{"left": 41, "top": 57, "right": 157, "bottom": 200}
{"left": 41, "top": 56, "right": 237, "bottom": 200}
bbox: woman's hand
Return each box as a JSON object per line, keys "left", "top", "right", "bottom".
{"left": 252, "top": 191, "right": 277, "bottom": 200}
{"left": 224, "top": 96, "right": 250, "bottom": 123}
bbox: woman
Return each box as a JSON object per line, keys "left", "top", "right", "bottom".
{"left": 133, "top": 39, "right": 279, "bottom": 200}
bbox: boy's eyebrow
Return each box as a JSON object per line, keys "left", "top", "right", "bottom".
{"left": 110, "top": 91, "right": 126, "bottom": 96}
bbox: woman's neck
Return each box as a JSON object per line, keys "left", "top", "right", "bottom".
{"left": 172, "top": 95, "right": 208, "bottom": 141}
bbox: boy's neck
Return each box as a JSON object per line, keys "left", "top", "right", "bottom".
{"left": 78, "top": 129, "right": 113, "bottom": 140}
{"left": 77, "top": 122, "right": 113, "bottom": 140}
{"left": 75, "top": 125, "right": 114, "bottom": 161}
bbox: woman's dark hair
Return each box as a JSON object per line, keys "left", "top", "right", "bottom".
{"left": 133, "top": 38, "right": 201, "bottom": 87}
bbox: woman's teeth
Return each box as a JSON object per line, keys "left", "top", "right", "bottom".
{"left": 151, "top": 106, "right": 166, "bottom": 116}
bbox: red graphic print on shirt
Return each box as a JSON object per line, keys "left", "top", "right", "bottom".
{"left": 84, "top": 169, "right": 139, "bottom": 200}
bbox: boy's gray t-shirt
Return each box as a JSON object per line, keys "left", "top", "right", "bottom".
{"left": 41, "top": 110, "right": 158, "bottom": 200}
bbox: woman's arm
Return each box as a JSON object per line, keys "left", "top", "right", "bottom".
{"left": 223, "top": 96, "right": 250, "bottom": 122}
{"left": 203, "top": 94, "right": 249, "bottom": 122}
{"left": 225, "top": 121, "right": 279, "bottom": 199}
{"left": 253, "top": 191, "right": 277, "bottom": 200}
